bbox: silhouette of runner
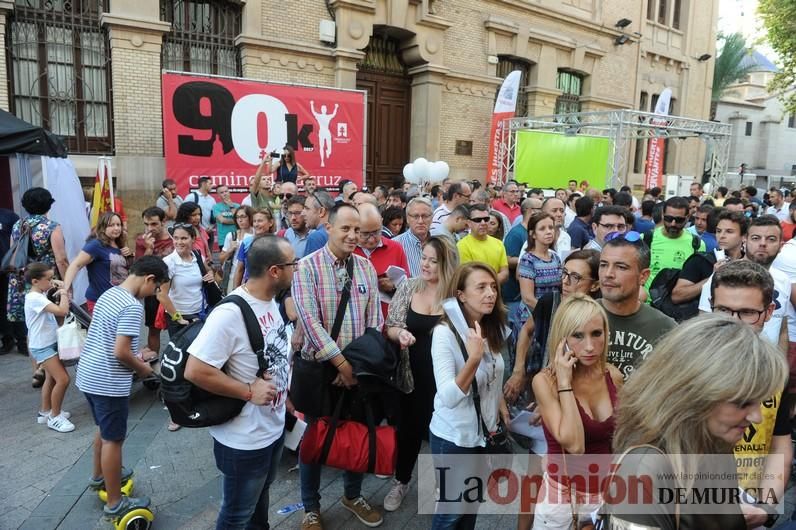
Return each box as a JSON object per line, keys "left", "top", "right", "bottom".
{"left": 310, "top": 101, "right": 339, "bottom": 167}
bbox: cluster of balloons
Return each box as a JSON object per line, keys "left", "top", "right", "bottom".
{"left": 402, "top": 158, "right": 450, "bottom": 185}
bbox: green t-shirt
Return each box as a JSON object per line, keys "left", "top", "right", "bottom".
{"left": 212, "top": 201, "right": 240, "bottom": 246}
{"left": 645, "top": 227, "right": 705, "bottom": 290}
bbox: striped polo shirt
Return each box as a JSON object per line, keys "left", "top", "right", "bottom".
{"left": 76, "top": 286, "right": 143, "bottom": 397}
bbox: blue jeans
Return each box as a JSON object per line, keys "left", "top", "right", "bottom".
{"left": 430, "top": 432, "right": 484, "bottom": 530}
{"left": 213, "top": 435, "right": 284, "bottom": 530}
{"left": 299, "top": 418, "right": 363, "bottom": 513}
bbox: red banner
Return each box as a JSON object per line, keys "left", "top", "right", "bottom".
{"left": 162, "top": 73, "right": 366, "bottom": 199}
{"left": 644, "top": 134, "right": 666, "bottom": 190}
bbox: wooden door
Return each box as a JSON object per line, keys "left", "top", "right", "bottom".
{"left": 356, "top": 71, "right": 411, "bottom": 190}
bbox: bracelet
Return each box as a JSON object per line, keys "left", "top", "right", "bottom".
{"left": 557, "top": 388, "right": 573, "bottom": 393}
{"left": 171, "top": 311, "right": 182, "bottom": 322}
{"left": 245, "top": 383, "right": 252, "bottom": 402}
{"left": 334, "top": 358, "right": 347, "bottom": 368}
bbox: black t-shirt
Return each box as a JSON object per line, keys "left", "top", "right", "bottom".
{"left": 0, "top": 208, "right": 19, "bottom": 257}
{"left": 678, "top": 252, "right": 717, "bottom": 284}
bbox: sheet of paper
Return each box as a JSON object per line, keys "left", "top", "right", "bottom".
{"left": 284, "top": 417, "right": 307, "bottom": 451}
{"left": 509, "top": 411, "right": 548, "bottom": 455}
{"left": 385, "top": 265, "right": 407, "bottom": 285}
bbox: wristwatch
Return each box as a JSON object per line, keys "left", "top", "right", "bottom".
{"left": 170, "top": 311, "right": 183, "bottom": 322}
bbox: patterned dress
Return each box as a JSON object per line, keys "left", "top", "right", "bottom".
{"left": 7, "top": 215, "right": 59, "bottom": 321}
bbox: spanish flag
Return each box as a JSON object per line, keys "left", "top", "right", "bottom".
{"left": 90, "top": 159, "right": 114, "bottom": 227}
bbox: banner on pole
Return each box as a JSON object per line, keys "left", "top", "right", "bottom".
{"left": 162, "top": 73, "right": 366, "bottom": 199}
{"left": 486, "top": 70, "right": 522, "bottom": 185}
{"left": 644, "top": 88, "right": 672, "bottom": 190}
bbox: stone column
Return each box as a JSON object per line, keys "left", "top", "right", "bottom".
{"left": 408, "top": 65, "right": 447, "bottom": 160}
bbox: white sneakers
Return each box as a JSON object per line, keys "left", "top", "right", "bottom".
{"left": 383, "top": 479, "right": 410, "bottom": 512}
{"left": 37, "top": 410, "right": 75, "bottom": 432}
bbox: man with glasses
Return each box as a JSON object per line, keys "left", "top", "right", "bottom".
{"left": 292, "top": 203, "right": 383, "bottom": 529}
{"left": 353, "top": 204, "right": 409, "bottom": 317}
{"left": 598, "top": 233, "right": 675, "bottom": 379}
{"left": 644, "top": 196, "right": 705, "bottom": 291}
{"left": 185, "top": 235, "right": 295, "bottom": 530}
{"left": 430, "top": 180, "right": 471, "bottom": 232}
{"left": 703, "top": 260, "right": 791, "bottom": 528}
{"left": 303, "top": 191, "right": 336, "bottom": 257}
{"left": 457, "top": 203, "right": 509, "bottom": 284}
{"left": 394, "top": 197, "right": 434, "bottom": 276}
{"left": 585, "top": 205, "right": 632, "bottom": 252}
{"left": 492, "top": 180, "right": 522, "bottom": 224}
{"left": 280, "top": 196, "right": 313, "bottom": 258}
{"left": 212, "top": 185, "right": 240, "bottom": 250}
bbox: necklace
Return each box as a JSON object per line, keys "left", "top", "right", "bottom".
{"left": 242, "top": 282, "right": 251, "bottom": 295}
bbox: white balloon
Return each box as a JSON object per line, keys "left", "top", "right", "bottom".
{"left": 402, "top": 163, "right": 415, "bottom": 182}
{"left": 413, "top": 157, "right": 429, "bottom": 180}
{"left": 430, "top": 161, "right": 450, "bottom": 182}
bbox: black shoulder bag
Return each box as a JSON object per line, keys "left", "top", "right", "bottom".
{"left": 453, "top": 332, "right": 513, "bottom": 454}
{"left": 193, "top": 249, "right": 223, "bottom": 312}
{"left": 289, "top": 257, "right": 353, "bottom": 418}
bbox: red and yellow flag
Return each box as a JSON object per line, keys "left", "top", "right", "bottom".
{"left": 89, "top": 160, "right": 113, "bottom": 227}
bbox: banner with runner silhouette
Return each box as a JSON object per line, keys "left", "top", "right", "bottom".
{"left": 162, "top": 72, "right": 366, "bottom": 198}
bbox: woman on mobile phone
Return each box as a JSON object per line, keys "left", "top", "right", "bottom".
{"left": 271, "top": 145, "right": 308, "bottom": 184}
{"left": 531, "top": 294, "right": 622, "bottom": 529}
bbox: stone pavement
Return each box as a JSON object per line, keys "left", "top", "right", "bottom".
{"left": 3, "top": 347, "right": 796, "bottom": 530}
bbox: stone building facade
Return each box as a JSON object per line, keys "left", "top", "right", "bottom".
{"left": 0, "top": 0, "right": 719, "bottom": 219}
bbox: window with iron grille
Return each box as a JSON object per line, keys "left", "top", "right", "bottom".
{"left": 496, "top": 57, "right": 530, "bottom": 117}
{"left": 8, "top": 0, "right": 112, "bottom": 153}
{"left": 788, "top": 113, "right": 795, "bottom": 129}
{"left": 161, "top": 0, "right": 241, "bottom": 76}
{"left": 555, "top": 70, "right": 583, "bottom": 115}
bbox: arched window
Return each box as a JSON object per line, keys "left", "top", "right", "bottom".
{"left": 8, "top": 0, "right": 112, "bottom": 153}
{"left": 160, "top": 0, "right": 241, "bottom": 76}
{"left": 496, "top": 56, "right": 530, "bottom": 117}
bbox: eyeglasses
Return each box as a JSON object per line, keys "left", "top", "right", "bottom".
{"left": 470, "top": 216, "right": 490, "bottom": 223}
{"left": 562, "top": 269, "right": 594, "bottom": 285}
{"left": 457, "top": 192, "right": 471, "bottom": 199}
{"left": 235, "top": 214, "right": 249, "bottom": 219}
{"left": 287, "top": 210, "right": 304, "bottom": 217}
{"left": 710, "top": 305, "right": 767, "bottom": 324}
{"left": 407, "top": 213, "right": 432, "bottom": 221}
{"left": 605, "top": 231, "right": 643, "bottom": 243}
{"left": 663, "top": 215, "right": 687, "bottom": 224}
{"left": 598, "top": 222, "right": 628, "bottom": 232}
{"left": 275, "top": 260, "right": 299, "bottom": 269}
{"left": 359, "top": 230, "right": 381, "bottom": 240}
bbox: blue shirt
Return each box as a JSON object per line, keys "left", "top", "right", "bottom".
{"left": 284, "top": 227, "right": 313, "bottom": 258}
{"left": 76, "top": 287, "right": 143, "bottom": 397}
{"left": 634, "top": 217, "right": 655, "bottom": 235}
{"left": 567, "top": 217, "right": 594, "bottom": 249}
{"left": 502, "top": 223, "right": 528, "bottom": 303}
{"left": 303, "top": 224, "right": 328, "bottom": 258}
{"left": 83, "top": 239, "right": 129, "bottom": 302}
{"left": 212, "top": 201, "right": 239, "bottom": 248}
{"left": 700, "top": 232, "right": 718, "bottom": 253}
{"left": 392, "top": 230, "right": 423, "bottom": 277}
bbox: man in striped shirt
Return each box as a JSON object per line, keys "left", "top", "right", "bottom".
{"left": 393, "top": 197, "right": 434, "bottom": 277}
{"left": 292, "top": 203, "right": 384, "bottom": 529}
{"left": 75, "top": 256, "right": 168, "bottom": 518}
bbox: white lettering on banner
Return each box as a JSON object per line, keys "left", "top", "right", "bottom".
{"left": 231, "top": 94, "right": 289, "bottom": 165}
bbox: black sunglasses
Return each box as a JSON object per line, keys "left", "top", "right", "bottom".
{"left": 470, "top": 216, "right": 490, "bottom": 223}
{"left": 663, "top": 215, "right": 687, "bottom": 224}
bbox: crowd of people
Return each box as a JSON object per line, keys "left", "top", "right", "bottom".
{"left": 4, "top": 165, "right": 796, "bottom": 530}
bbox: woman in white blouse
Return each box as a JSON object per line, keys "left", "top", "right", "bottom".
{"left": 430, "top": 261, "right": 510, "bottom": 530}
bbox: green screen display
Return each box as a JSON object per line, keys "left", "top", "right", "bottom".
{"left": 514, "top": 130, "right": 613, "bottom": 189}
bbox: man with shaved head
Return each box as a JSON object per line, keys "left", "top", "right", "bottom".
{"left": 352, "top": 191, "right": 379, "bottom": 208}
{"left": 354, "top": 203, "right": 410, "bottom": 317}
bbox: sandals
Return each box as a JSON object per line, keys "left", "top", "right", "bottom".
{"left": 167, "top": 420, "right": 182, "bottom": 432}
{"left": 32, "top": 368, "right": 45, "bottom": 389}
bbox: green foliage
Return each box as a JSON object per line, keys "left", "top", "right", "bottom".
{"left": 711, "top": 32, "right": 755, "bottom": 102}
{"left": 759, "top": 0, "right": 796, "bottom": 113}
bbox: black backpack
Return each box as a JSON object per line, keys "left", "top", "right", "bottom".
{"left": 644, "top": 230, "right": 706, "bottom": 322}
{"left": 1, "top": 221, "right": 35, "bottom": 274}
{"left": 159, "top": 295, "right": 266, "bottom": 428}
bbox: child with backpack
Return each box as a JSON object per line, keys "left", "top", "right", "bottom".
{"left": 24, "top": 262, "right": 74, "bottom": 432}
{"left": 75, "top": 256, "right": 169, "bottom": 518}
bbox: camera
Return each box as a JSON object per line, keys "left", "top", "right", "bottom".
{"left": 269, "top": 151, "right": 281, "bottom": 159}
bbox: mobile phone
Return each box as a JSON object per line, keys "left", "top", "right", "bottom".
{"left": 714, "top": 248, "right": 726, "bottom": 261}
{"left": 564, "top": 342, "right": 572, "bottom": 353}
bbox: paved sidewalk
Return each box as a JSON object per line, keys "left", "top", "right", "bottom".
{"left": 3, "top": 348, "right": 795, "bottom": 529}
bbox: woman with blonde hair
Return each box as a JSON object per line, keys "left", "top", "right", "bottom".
{"left": 383, "top": 236, "right": 458, "bottom": 511}
{"left": 605, "top": 314, "right": 788, "bottom": 529}
{"left": 532, "top": 293, "right": 622, "bottom": 529}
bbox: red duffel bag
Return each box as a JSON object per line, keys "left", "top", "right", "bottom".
{"left": 300, "top": 392, "right": 397, "bottom": 475}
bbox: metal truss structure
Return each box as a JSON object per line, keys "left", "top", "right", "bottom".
{"left": 494, "top": 109, "right": 731, "bottom": 190}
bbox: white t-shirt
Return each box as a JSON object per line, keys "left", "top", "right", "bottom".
{"left": 24, "top": 291, "right": 58, "bottom": 348}
{"left": 772, "top": 240, "right": 796, "bottom": 341}
{"left": 222, "top": 230, "right": 253, "bottom": 274}
{"left": 163, "top": 251, "right": 204, "bottom": 315}
{"left": 188, "top": 287, "right": 291, "bottom": 450}
{"left": 187, "top": 191, "right": 217, "bottom": 229}
{"left": 699, "top": 266, "right": 789, "bottom": 345}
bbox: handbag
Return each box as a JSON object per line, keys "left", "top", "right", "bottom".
{"left": 154, "top": 303, "right": 168, "bottom": 330}
{"left": 57, "top": 313, "right": 86, "bottom": 364}
{"left": 289, "top": 257, "right": 353, "bottom": 417}
{"left": 300, "top": 391, "right": 397, "bottom": 475}
{"left": 194, "top": 250, "right": 223, "bottom": 308}
{"left": 1, "top": 221, "right": 34, "bottom": 273}
{"left": 453, "top": 331, "right": 513, "bottom": 454}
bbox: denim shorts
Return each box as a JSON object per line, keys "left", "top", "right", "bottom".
{"left": 84, "top": 393, "right": 129, "bottom": 442}
{"left": 30, "top": 343, "right": 58, "bottom": 364}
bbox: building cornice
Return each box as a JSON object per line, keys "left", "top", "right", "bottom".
{"left": 486, "top": 0, "right": 626, "bottom": 38}
{"left": 235, "top": 35, "right": 335, "bottom": 59}
{"left": 100, "top": 13, "right": 171, "bottom": 34}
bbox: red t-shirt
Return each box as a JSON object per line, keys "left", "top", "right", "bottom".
{"left": 354, "top": 237, "right": 410, "bottom": 318}
{"left": 134, "top": 234, "right": 175, "bottom": 258}
{"left": 492, "top": 199, "right": 521, "bottom": 223}
{"left": 783, "top": 222, "right": 796, "bottom": 242}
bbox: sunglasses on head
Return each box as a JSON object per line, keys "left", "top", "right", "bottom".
{"left": 605, "top": 230, "right": 643, "bottom": 243}
{"left": 663, "top": 215, "right": 687, "bottom": 224}
{"left": 278, "top": 193, "right": 294, "bottom": 200}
